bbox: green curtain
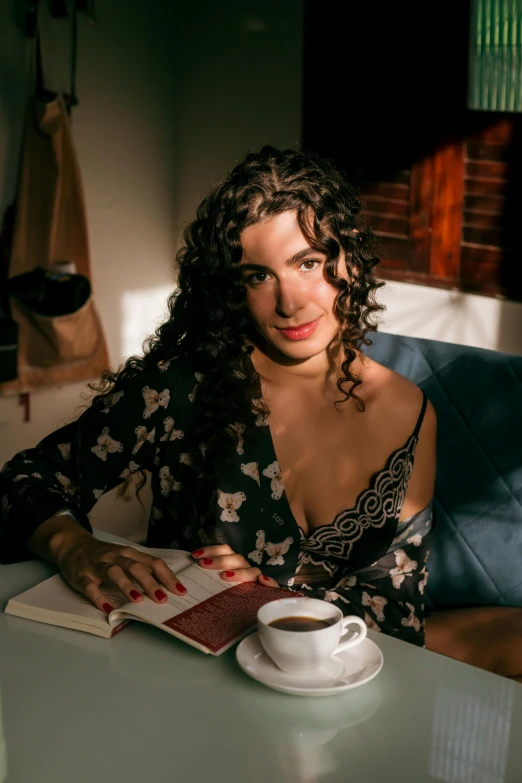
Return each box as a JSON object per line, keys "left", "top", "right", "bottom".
{"left": 469, "top": 0, "right": 522, "bottom": 111}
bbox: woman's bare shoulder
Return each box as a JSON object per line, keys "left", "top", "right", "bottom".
{"left": 358, "top": 354, "right": 436, "bottom": 436}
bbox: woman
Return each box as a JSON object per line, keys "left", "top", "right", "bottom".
{"left": 0, "top": 145, "right": 436, "bottom": 647}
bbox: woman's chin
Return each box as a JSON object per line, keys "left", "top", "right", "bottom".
{"left": 249, "top": 325, "right": 341, "bottom": 368}
{"left": 263, "top": 335, "right": 331, "bottom": 365}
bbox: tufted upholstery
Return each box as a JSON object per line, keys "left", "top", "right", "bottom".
{"left": 363, "top": 331, "right": 522, "bottom": 610}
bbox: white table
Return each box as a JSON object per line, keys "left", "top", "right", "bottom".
{"left": 2, "top": 557, "right": 522, "bottom": 783}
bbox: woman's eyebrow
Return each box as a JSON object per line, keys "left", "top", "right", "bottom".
{"left": 240, "top": 247, "right": 316, "bottom": 272}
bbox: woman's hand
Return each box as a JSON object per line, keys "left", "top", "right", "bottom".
{"left": 50, "top": 527, "right": 188, "bottom": 613}
{"left": 191, "top": 545, "right": 280, "bottom": 588}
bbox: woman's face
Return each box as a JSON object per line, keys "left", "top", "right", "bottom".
{"left": 240, "top": 211, "right": 344, "bottom": 363}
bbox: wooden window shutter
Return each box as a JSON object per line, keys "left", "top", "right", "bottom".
{"left": 461, "top": 118, "right": 522, "bottom": 299}
{"left": 351, "top": 147, "right": 432, "bottom": 282}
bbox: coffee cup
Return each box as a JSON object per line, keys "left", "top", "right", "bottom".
{"left": 257, "top": 597, "right": 367, "bottom": 675}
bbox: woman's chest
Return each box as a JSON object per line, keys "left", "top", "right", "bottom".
{"left": 268, "top": 404, "right": 410, "bottom": 538}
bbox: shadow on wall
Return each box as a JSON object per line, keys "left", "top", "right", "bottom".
{"left": 497, "top": 298, "right": 522, "bottom": 356}
{"left": 0, "top": 0, "right": 31, "bottom": 217}
{"left": 302, "top": 0, "right": 522, "bottom": 357}
{"left": 497, "top": 117, "right": 522, "bottom": 354}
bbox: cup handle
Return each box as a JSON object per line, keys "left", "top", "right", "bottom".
{"left": 335, "top": 615, "right": 367, "bottom": 654}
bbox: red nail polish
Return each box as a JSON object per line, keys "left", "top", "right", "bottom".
{"left": 261, "top": 575, "right": 270, "bottom": 581}
{"left": 192, "top": 549, "right": 204, "bottom": 557}
{"left": 176, "top": 583, "right": 187, "bottom": 595}
{"left": 201, "top": 558, "right": 213, "bottom": 566}
{"left": 130, "top": 589, "right": 142, "bottom": 600}
{"left": 224, "top": 571, "right": 235, "bottom": 578}
{"left": 155, "top": 589, "right": 167, "bottom": 601}
{"left": 103, "top": 602, "right": 114, "bottom": 613}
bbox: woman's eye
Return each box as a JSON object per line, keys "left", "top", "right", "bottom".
{"left": 301, "top": 259, "right": 321, "bottom": 271}
{"left": 247, "top": 272, "right": 269, "bottom": 285}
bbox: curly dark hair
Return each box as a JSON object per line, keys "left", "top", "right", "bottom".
{"left": 92, "top": 145, "right": 385, "bottom": 532}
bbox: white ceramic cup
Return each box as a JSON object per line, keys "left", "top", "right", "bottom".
{"left": 257, "top": 596, "right": 367, "bottom": 675}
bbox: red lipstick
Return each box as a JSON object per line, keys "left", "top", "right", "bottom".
{"left": 277, "top": 318, "right": 320, "bottom": 341}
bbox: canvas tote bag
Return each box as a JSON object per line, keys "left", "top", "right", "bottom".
{"left": 0, "top": 91, "right": 109, "bottom": 393}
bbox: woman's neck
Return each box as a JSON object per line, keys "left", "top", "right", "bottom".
{"left": 251, "top": 338, "right": 360, "bottom": 400}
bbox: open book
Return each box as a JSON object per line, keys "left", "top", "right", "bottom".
{"left": 4, "top": 543, "right": 296, "bottom": 655}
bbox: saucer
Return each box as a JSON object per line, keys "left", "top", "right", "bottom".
{"left": 236, "top": 632, "right": 383, "bottom": 697}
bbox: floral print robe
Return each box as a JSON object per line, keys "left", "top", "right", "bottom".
{"left": 0, "top": 356, "right": 431, "bottom": 646}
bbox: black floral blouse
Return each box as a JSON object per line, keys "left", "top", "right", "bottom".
{"left": 0, "top": 356, "right": 432, "bottom": 646}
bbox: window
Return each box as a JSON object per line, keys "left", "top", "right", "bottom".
{"left": 303, "top": 0, "right": 522, "bottom": 302}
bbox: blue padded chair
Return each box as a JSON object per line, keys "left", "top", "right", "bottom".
{"left": 363, "top": 331, "right": 522, "bottom": 610}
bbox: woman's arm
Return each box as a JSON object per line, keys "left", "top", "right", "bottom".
{"left": 0, "top": 364, "right": 185, "bottom": 562}
{"left": 26, "top": 513, "right": 188, "bottom": 612}
{"left": 27, "top": 513, "right": 93, "bottom": 563}
{"left": 1, "top": 417, "right": 94, "bottom": 563}
{"left": 400, "top": 397, "right": 437, "bottom": 521}
{"left": 0, "top": 361, "right": 194, "bottom": 608}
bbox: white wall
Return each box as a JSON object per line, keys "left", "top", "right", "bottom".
{"left": 379, "top": 280, "right": 522, "bottom": 355}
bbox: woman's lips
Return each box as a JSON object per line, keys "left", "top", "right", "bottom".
{"left": 277, "top": 318, "right": 320, "bottom": 341}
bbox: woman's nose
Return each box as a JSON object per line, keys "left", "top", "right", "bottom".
{"left": 275, "top": 279, "right": 306, "bottom": 318}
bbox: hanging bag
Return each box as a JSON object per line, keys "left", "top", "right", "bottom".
{"left": 9, "top": 266, "right": 105, "bottom": 374}
{"left": 0, "top": 15, "right": 109, "bottom": 393}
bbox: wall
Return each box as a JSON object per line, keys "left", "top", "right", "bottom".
{"left": 0, "top": 0, "right": 180, "bottom": 456}
{"left": 379, "top": 281, "right": 522, "bottom": 355}
{"left": 169, "top": 0, "right": 303, "bottom": 238}
{"left": 0, "top": 0, "right": 304, "bottom": 537}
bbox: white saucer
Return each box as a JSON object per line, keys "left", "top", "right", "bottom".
{"left": 236, "top": 632, "right": 383, "bottom": 697}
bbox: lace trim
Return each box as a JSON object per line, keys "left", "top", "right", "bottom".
{"left": 298, "top": 435, "right": 417, "bottom": 563}
{"left": 294, "top": 553, "right": 338, "bottom": 582}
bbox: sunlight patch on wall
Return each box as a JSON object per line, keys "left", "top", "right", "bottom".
{"left": 378, "top": 281, "right": 509, "bottom": 353}
{"left": 121, "top": 285, "right": 174, "bottom": 360}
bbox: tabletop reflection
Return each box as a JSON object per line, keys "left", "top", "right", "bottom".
{"left": 429, "top": 676, "right": 515, "bottom": 783}
{"left": 234, "top": 679, "right": 382, "bottom": 781}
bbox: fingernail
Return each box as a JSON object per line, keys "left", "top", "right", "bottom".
{"left": 155, "top": 589, "right": 167, "bottom": 601}
{"left": 130, "top": 589, "right": 142, "bottom": 600}
{"left": 192, "top": 549, "right": 204, "bottom": 557}
{"left": 103, "top": 602, "right": 114, "bottom": 613}
{"left": 201, "top": 558, "right": 213, "bottom": 566}
{"left": 261, "top": 575, "right": 270, "bottom": 582}
{"left": 176, "top": 583, "right": 187, "bottom": 595}
{"left": 224, "top": 571, "right": 235, "bottom": 578}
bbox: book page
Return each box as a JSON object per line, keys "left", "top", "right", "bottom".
{"left": 110, "top": 564, "right": 298, "bottom": 654}
{"left": 4, "top": 546, "right": 192, "bottom": 633}
{"left": 109, "top": 562, "right": 231, "bottom": 627}
{"left": 4, "top": 574, "right": 121, "bottom": 631}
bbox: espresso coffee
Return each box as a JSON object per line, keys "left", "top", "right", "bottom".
{"left": 268, "top": 616, "right": 336, "bottom": 632}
